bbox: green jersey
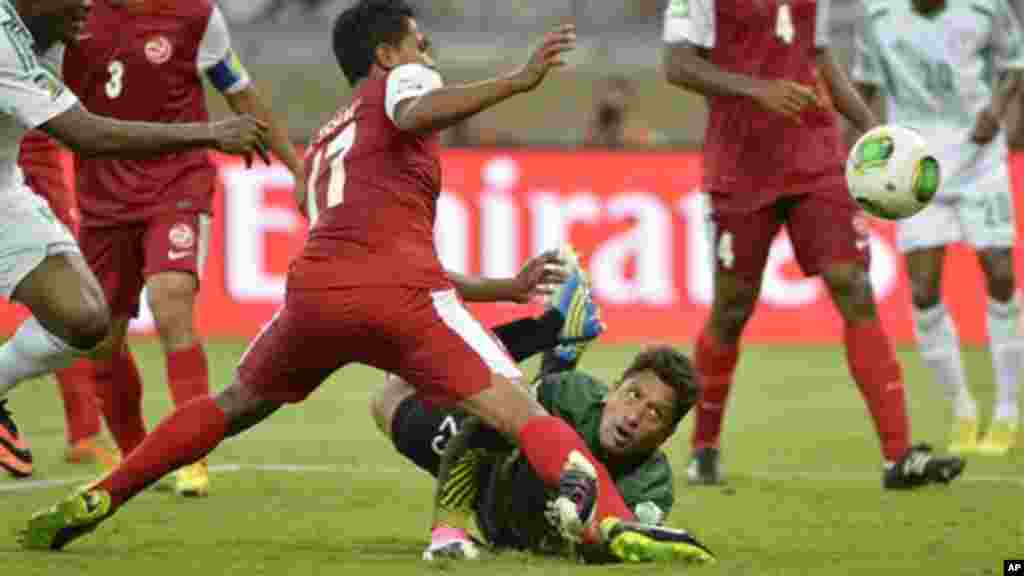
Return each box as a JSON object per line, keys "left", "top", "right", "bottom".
{"left": 475, "top": 371, "right": 674, "bottom": 555}
{"left": 852, "top": 0, "right": 1024, "bottom": 195}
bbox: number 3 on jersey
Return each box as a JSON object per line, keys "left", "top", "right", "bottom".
{"left": 775, "top": 4, "right": 795, "bottom": 45}
{"left": 306, "top": 122, "right": 356, "bottom": 225}
{"left": 105, "top": 60, "right": 124, "bottom": 99}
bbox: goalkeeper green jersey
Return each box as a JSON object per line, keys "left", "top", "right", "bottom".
{"left": 475, "top": 371, "right": 674, "bottom": 555}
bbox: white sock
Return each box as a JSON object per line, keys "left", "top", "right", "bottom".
{"left": 987, "top": 295, "right": 1022, "bottom": 423}
{"left": 913, "top": 303, "right": 976, "bottom": 420}
{"left": 0, "top": 317, "right": 85, "bottom": 398}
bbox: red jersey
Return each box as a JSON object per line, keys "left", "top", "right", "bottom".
{"left": 289, "top": 64, "right": 450, "bottom": 290}
{"left": 663, "top": 0, "right": 845, "bottom": 212}
{"left": 62, "top": 0, "right": 236, "bottom": 227}
{"left": 18, "top": 130, "right": 77, "bottom": 230}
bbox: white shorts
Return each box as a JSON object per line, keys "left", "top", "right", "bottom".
{"left": 897, "top": 169, "right": 1016, "bottom": 253}
{"left": 0, "top": 188, "right": 79, "bottom": 299}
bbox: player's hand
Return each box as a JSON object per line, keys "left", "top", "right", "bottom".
{"left": 511, "top": 23, "right": 577, "bottom": 93}
{"left": 512, "top": 248, "right": 570, "bottom": 303}
{"left": 970, "top": 106, "right": 1001, "bottom": 145}
{"left": 751, "top": 79, "right": 820, "bottom": 123}
{"left": 210, "top": 115, "right": 271, "bottom": 167}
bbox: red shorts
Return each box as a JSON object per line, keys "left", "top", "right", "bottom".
{"left": 709, "top": 191, "right": 869, "bottom": 283}
{"left": 79, "top": 211, "right": 209, "bottom": 318}
{"left": 237, "top": 286, "right": 522, "bottom": 406}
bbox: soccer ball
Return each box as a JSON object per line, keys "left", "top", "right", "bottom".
{"left": 845, "top": 124, "right": 941, "bottom": 220}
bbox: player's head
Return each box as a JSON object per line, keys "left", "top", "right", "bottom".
{"left": 17, "top": 0, "right": 92, "bottom": 47}
{"left": 594, "top": 75, "right": 634, "bottom": 126}
{"left": 331, "top": 0, "right": 434, "bottom": 87}
{"left": 599, "top": 345, "right": 699, "bottom": 457}
{"left": 911, "top": 0, "right": 945, "bottom": 16}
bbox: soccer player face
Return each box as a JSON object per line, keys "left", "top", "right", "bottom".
{"left": 599, "top": 372, "right": 677, "bottom": 457}
{"left": 392, "top": 18, "right": 436, "bottom": 69}
{"left": 32, "top": 0, "right": 92, "bottom": 43}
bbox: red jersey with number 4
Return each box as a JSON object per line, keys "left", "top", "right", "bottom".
{"left": 663, "top": 0, "right": 846, "bottom": 212}
{"left": 62, "top": 0, "right": 221, "bottom": 227}
{"left": 290, "top": 64, "right": 450, "bottom": 290}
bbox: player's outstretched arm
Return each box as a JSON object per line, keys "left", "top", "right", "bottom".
{"left": 40, "top": 103, "right": 270, "bottom": 164}
{"left": 223, "top": 85, "right": 306, "bottom": 206}
{"left": 393, "top": 24, "right": 576, "bottom": 134}
{"left": 662, "top": 42, "right": 818, "bottom": 123}
{"left": 816, "top": 48, "right": 878, "bottom": 136}
{"left": 448, "top": 249, "right": 568, "bottom": 303}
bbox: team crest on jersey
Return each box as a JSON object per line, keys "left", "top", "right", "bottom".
{"left": 144, "top": 35, "right": 173, "bottom": 64}
{"left": 168, "top": 223, "right": 195, "bottom": 249}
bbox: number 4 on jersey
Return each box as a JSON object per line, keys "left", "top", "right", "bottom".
{"left": 775, "top": 4, "right": 795, "bottom": 45}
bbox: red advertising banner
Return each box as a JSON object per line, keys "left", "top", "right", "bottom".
{"left": 3, "top": 150, "right": 1022, "bottom": 344}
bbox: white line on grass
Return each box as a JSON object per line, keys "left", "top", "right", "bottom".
{"left": 1, "top": 465, "right": 1020, "bottom": 493}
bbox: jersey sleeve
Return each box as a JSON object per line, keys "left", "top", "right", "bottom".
{"left": 197, "top": 5, "right": 251, "bottom": 94}
{"left": 815, "top": 0, "right": 831, "bottom": 47}
{"left": 662, "top": 0, "right": 715, "bottom": 47}
{"left": 850, "top": 6, "right": 884, "bottom": 86}
{"left": 993, "top": 0, "right": 1024, "bottom": 70}
{"left": 0, "top": 32, "right": 77, "bottom": 129}
{"left": 384, "top": 63, "right": 443, "bottom": 127}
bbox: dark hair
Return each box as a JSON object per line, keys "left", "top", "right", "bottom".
{"left": 332, "top": 0, "right": 415, "bottom": 86}
{"left": 618, "top": 345, "right": 699, "bottom": 429}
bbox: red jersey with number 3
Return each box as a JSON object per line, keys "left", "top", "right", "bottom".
{"left": 290, "top": 64, "right": 450, "bottom": 290}
{"left": 663, "top": 0, "right": 846, "bottom": 212}
{"left": 62, "top": 0, "right": 222, "bottom": 227}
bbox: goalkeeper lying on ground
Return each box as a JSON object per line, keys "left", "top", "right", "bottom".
{"left": 370, "top": 256, "right": 713, "bottom": 563}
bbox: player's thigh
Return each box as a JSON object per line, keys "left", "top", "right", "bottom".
{"left": 708, "top": 203, "right": 781, "bottom": 285}
{"left": 142, "top": 212, "right": 208, "bottom": 307}
{"left": 78, "top": 221, "right": 146, "bottom": 319}
{"left": 390, "top": 289, "right": 523, "bottom": 413}
{"left": 896, "top": 201, "right": 961, "bottom": 254}
{"left": 389, "top": 390, "right": 467, "bottom": 477}
{"left": 236, "top": 290, "right": 366, "bottom": 405}
{"left": 786, "top": 192, "right": 870, "bottom": 277}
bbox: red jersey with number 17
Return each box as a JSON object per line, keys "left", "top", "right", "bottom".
{"left": 289, "top": 63, "right": 450, "bottom": 291}
{"left": 663, "top": 0, "right": 847, "bottom": 213}
{"left": 62, "top": 0, "right": 228, "bottom": 227}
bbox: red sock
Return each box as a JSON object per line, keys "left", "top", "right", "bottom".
{"left": 166, "top": 344, "right": 209, "bottom": 408}
{"left": 691, "top": 329, "right": 739, "bottom": 450}
{"left": 99, "top": 396, "right": 227, "bottom": 509}
{"left": 94, "top": 349, "right": 147, "bottom": 455}
{"left": 55, "top": 359, "right": 101, "bottom": 444}
{"left": 844, "top": 320, "right": 910, "bottom": 462}
{"left": 518, "top": 416, "right": 635, "bottom": 542}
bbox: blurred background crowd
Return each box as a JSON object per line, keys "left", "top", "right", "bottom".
{"left": 212, "top": 0, "right": 1024, "bottom": 149}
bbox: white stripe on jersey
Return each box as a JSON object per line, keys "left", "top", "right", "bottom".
{"left": 430, "top": 289, "right": 522, "bottom": 380}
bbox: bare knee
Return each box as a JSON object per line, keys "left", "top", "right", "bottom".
{"left": 370, "top": 374, "right": 416, "bottom": 438}
{"left": 709, "top": 282, "right": 758, "bottom": 343}
{"left": 979, "top": 249, "right": 1016, "bottom": 302}
{"left": 215, "top": 379, "right": 281, "bottom": 438}
{"left": 146, "top": 272, "right": 198, "bottom": 350}
{"left": 823, "top": 263, "right": 876, "bottom": 321}
{"left": 64, "top": 296, "right": 110, "bottom": 350}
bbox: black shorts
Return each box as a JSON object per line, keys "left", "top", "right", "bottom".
{"left": 390, "top": 394, "right": 469, "bottom": 477}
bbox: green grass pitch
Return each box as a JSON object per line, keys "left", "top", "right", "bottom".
{"left": 2, "top": 339, "right": 1021, "bottom": 575}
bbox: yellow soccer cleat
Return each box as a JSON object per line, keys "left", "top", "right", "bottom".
{"left": 174, "top": 461, "right": 210, "bottom": 498}
{"left": 948, "top": 417, "right": 979, "bottom": 455}
{"left": 976, "top": 420, "right": 1018, "bottom": 456}
{"left": 21, "top": 485, "right": 112, "bottom": 550}
{"left": 600, "top": 517, "right": 716, "bottom": 564}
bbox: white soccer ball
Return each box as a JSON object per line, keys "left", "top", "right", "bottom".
{"left": 845, "top": 124, "right": 941, "bottom": 220}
